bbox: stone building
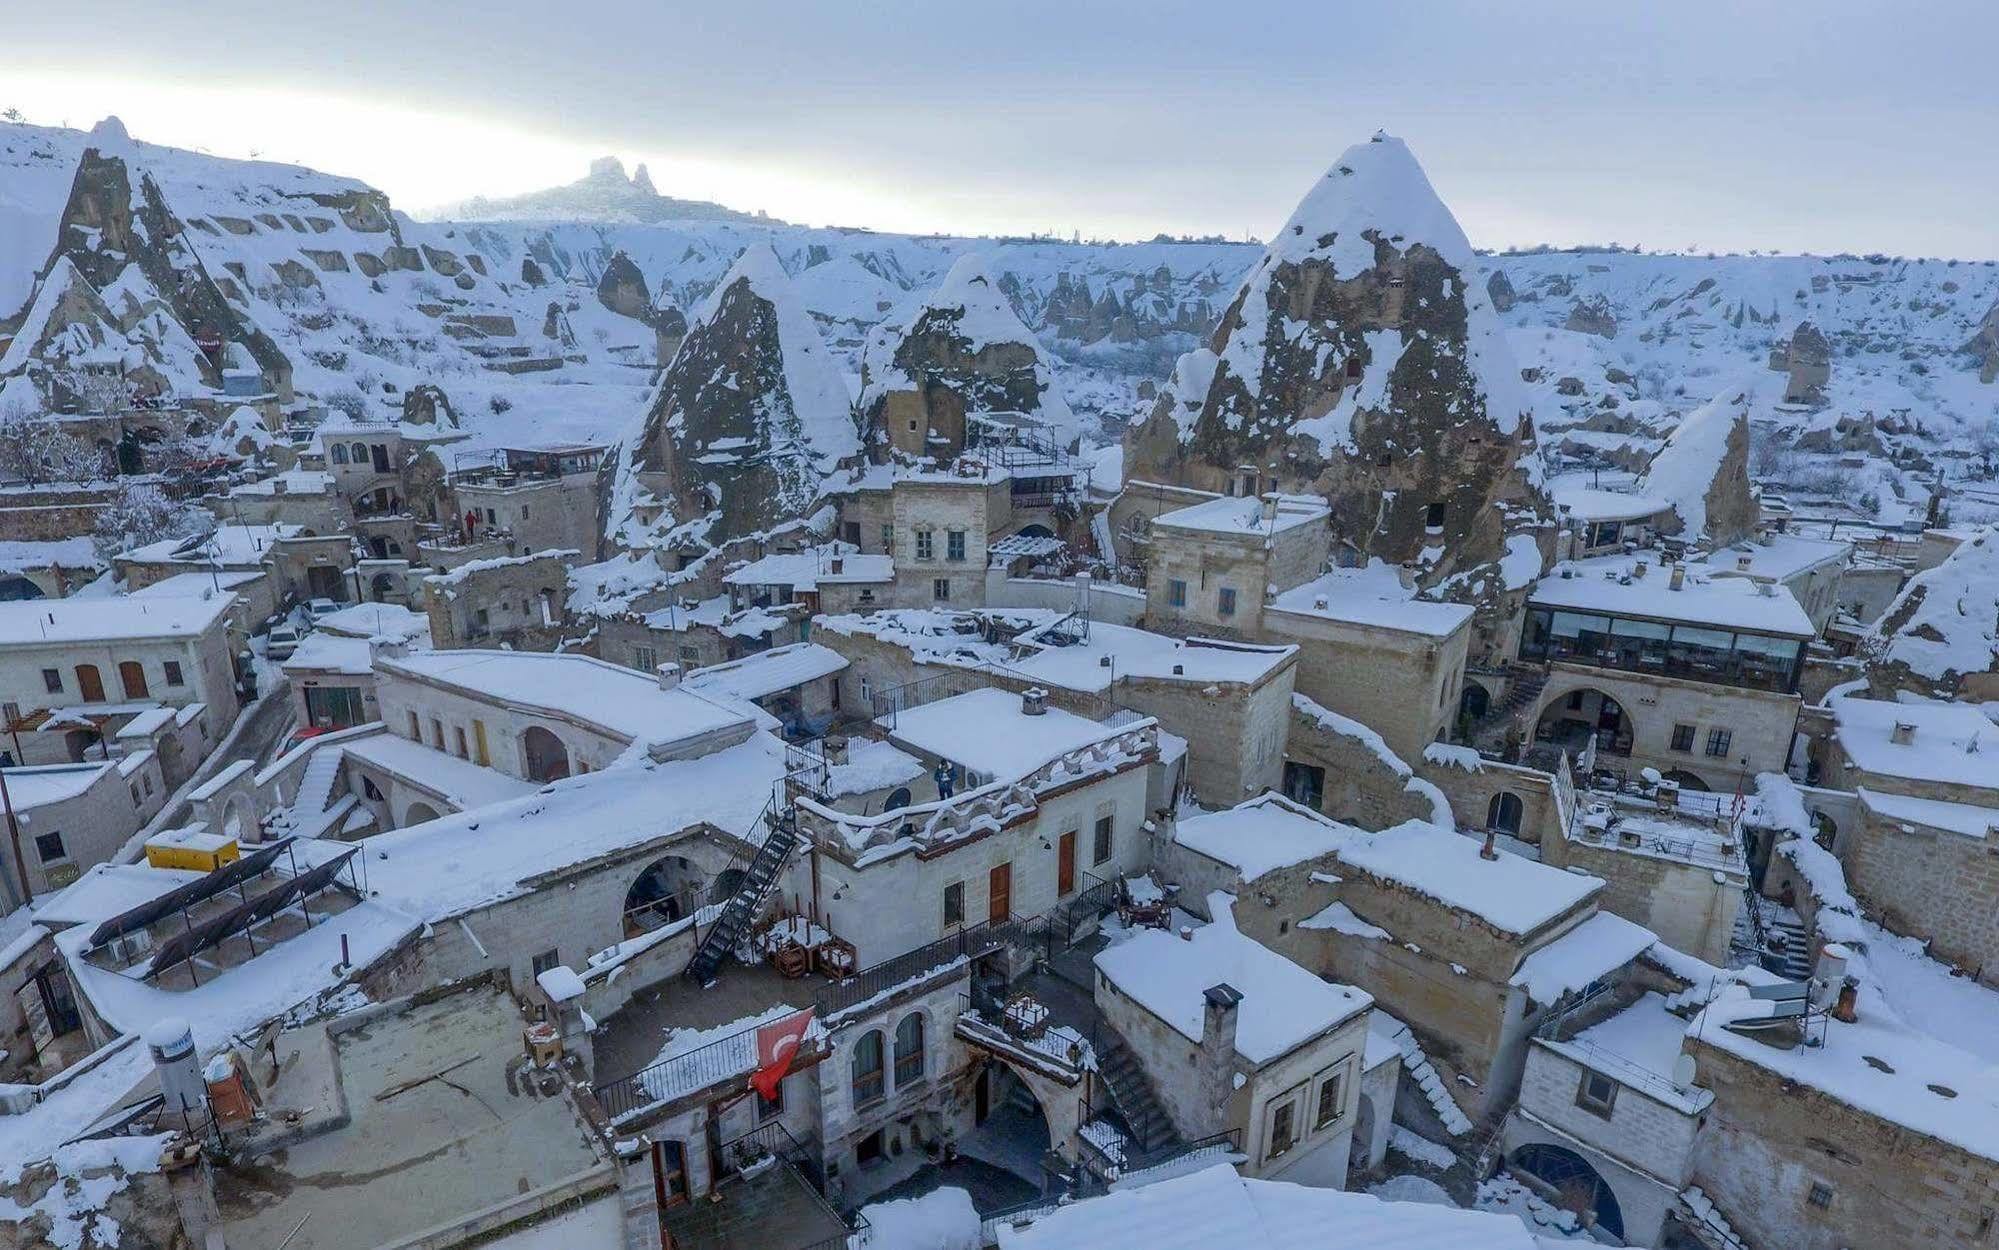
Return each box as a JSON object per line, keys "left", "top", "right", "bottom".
{"left": 0, "top": 755, "right": 169, "bottom": 904}
{"left": 1143, "top": 493, "right": 1330, "bottom": 640}
{"left": 421, "top": 547, "right": 573, "bottom": 650}
{"left": 116, "top": 522, "right": 356, "bottom": 624}
{"left": 446, "top": 442, "right": 608, "bottom": 561}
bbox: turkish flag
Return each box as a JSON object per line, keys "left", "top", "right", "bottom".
{"left": 751, "top": 1008, "right": 814, "bottom": 1102}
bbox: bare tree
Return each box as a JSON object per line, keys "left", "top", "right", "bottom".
{"left": 91, "top": 481, "right": 209, "bottom": 561}
{"left": 0, "top": 400, "right": 110, "bottom": 485}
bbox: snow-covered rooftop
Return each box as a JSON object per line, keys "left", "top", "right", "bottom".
{"left": 227, "top": 469, "right": 334, "bottom": 497}
{"left": 0, "top": 592, "right": 235, "bottom": 646}
{"left": 1531, "top": 551, "right": 1816, "bottom": 637}
{"left": 1268, "top": 561, "right": 1474, "bottom": 637}
{"left": 1551, "top": 484, "right": 1671, "bottom": 525}
{"left": 314, "top": 601, "right": 430, "bottom": 644}
{"left": 1857, "top": 788, "right": 1999, "bottom": 840}
{"left": 681, "top": 642, "right": 848, "bottom": 702}
{"left": 121, "top": 523, "right": 301, "bottom": 566}
{"left": 33, "top": 862, "right": 204, "bottom": 929}
{"left": 1151, "top": 493, "right": 1328, "bottom": 540}
{"left": 1508, "top": 911, "right": 1657, "bottom": 1006}
{"left": 882, "top": 687, "right": 1124, "bottom": 780}
{"left": 0, "top": 536, "right": 102, "bottom": 574}
{"left": 1696, "top": 532, "right": 1850, "bottom": 582}
{"left": 1094, "top": 896, "right": 1370, "bottom": 1065}
{"left": 1539, "top": 991, "right": 1712, "bottom": 1115}
{"left": 996, "top": 1160, "right": 1539, "bottom": 1250}
{"left": 1174, "top": 795, "right": 1352, "bottom": 882}
{"left": 817, "top": 608, "right": 1294, "bottom": 695}
{"left": 340, "top": 730, "right": 539, "bottom": 812}
{"left": 1832, "top": 696, "right": 1997, "bottom": 791}
{"left": 0, "top": 762, "right": 111, "bottom": 811}
{"left": 281, "top": 632, "right": 372, "bottom": 675}
{"left": 722, "top": 542, "right": 892, "bottom": 589}
{"left": 364, "top": 733, "right": 786, "bottom": 923}
{"left": 378, "top": 650, "right": 756, "bottom": 751}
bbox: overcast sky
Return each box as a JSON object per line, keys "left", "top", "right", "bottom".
{"left": 5, "top": 1, "right": 1995, "bottom": 256}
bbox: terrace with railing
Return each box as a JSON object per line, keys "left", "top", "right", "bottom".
{"left": 662, "top": 1121, "right": 862, "bottom": 1250}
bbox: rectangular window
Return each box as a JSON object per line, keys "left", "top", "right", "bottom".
{"left": 41, "top": 668, "right": 61, "bottom": 694}
{"left": 1705, "top": 727, "right": 1733, "bottom": 758}
{"left": 1576, "top": 1070, "right": 1617, "bottom": 1117}
{"left": 473, "top": 719, "right": 490, "bottom": 766}
{"left": 1671, "top": 724, "right": 1696, "bottom": 752}
{"left": 453, "top": 726, "right": 468, "bottom": 759}
{"left": 163, "top": 661, "right": 184, "bottom": 687}
{"left": 1218, "top": 587, "right": 1237, "bottom": 617}
{"left": 880, "top": 523, "right": 893, "bottom": 552}
{"left": 1093, "top": 815, "right": 1113, "bottom": 865}
{"left": 531, "top": 949, "right": 561, "bottom": 978}
{"left": 946, "top": 529, "right": 966, "bottom": 562}
{"left": 678, "top": 645, "right": 699, "bottom": 663}
{"left": 407, "top": 711, "right": 421, "bottom": 739}
{"left": 1168, "top": 579, "right": 1187, "bottom": 608}
{"left": 1807, "top": 1182, "right": 1833, "bottom": 1210}
{"left": 1567, "top": 690, "right": 1585, "bottom": 711}
{"left": 915, "top": 529, "right": 934, "bottom": 561}
{"left": 633, "top": 645, "right": 657, "bottom": 673}
{"left": 33, "top": 831, "right": 66, "bottom": 863}
{"left": 758, "top": 1081, "right": 785, "bottom": 1121}
{"left": 1314, "top": 1070, "right": 1345, "bottom": 1129}
{"left": 943, "top": 881, "right": 965, "bottom": 928}
{"left": 431, "top": 719, "right": 445, "bottom": 749}
{"left": 1267, "top": 1100, "right": 1296, "bottom": 1159}
{"left": 932, "top": 577, "right": 950, "bottom": 602}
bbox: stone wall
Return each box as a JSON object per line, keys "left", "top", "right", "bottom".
{"left": 1534, "top": 663, "right": 1801, "bottom": 791}
{"left": 1283, "top": 703, "right": 1434, "bottom": 831}
{"left": 888, "top": 479, "right": 994, "bottom": 608}
{"left": 422, "top": 551, "right": 571, "bottom": 651}
{"left": 1415, "top": 752, "right": 1561, "bottom": 845}
{"left": 1266, "top": 607, "right": 1469, "bottom": 762}
{"left": 1841, "top": 804, "right": 1999, "bottom": 976}
{"left": 1687, "top": 1034, "right": 1999, "bottom": 1250}
{"left": 1540, "top": 836, "right": 1742, "bottom": 965}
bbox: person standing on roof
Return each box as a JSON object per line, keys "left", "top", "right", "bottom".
{"left": 933, "top": 758, "right": 956, "bottom": 801}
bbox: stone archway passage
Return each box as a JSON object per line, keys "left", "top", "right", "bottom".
{"left": 404, "top": 801, "right": 442, "bottom": 827}
{"left": 1486, "top": 791, "right": 1524, "bottom": 835}
{"left": 521, "top": 725, "right": 570, "bottom": 782}
{"left": 0, "top": 576, "right": 43, "bottom": 602}
{"left": 1533, "top": 687, "right": 1634, "bottom": 759}
{"left": 1511, "top": 1142, "right": 1625, "bottom": 1241}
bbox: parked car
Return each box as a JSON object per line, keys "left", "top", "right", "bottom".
{"left": 266, "top": 622, "right": 303, "bottom": 660}
{"left": 304, "top": 598, "right": 341, "bottom": 623}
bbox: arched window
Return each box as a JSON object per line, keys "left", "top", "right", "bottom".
{"left": 75, "top": 664, "right": 105, "bottom": 703}
{"left": 118, "top": 661, "right": 149, "bottom": 700}
{"left": 893, "top": 1013, "right": 924, "bottom": 1086}
{"left": 349, "top": 441, "right": 369, "bottom": 466}
{"left": 329, "top": 443, "right": 349, "bottom": 464}
{"left": 1486, "top": 791, "right": 1523, "bottom": 836}
{"left": 851, "top": 1030, "right": 884, "bottom": 1107}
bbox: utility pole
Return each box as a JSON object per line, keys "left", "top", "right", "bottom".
{"left": 0, "top": 765, "right": 30, "bottom": 906}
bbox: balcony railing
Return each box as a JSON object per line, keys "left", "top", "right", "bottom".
{"left": 814, "top": 915, "right": 1022, "bottom": 1018}
{"left": 594, "top": 1019, "right": 827, "bottom": 1124}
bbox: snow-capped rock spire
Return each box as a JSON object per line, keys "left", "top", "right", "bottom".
{"left": 1124, "top": 131, "right": 1548, "bottom": 655}
{"left": 1639, "top": 376, "right": 1758, "bottom": 547}
{"left": 628, "top": 243, "right": 856, "bottom": 544}
{"left": 858, "top": 251, "right": 1076, "bottom": 460}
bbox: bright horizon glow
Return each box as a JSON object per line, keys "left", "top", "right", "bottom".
{"left": 3, "top": 2, "right": 1995, "bottom": 258}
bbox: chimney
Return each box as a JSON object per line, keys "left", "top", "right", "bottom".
{"left": 272, "top": 478, "right": 288, "bottom": 495}
{"left": 1736, "top": 554, "right": 1753, "bottom": 571}
{"left": 1632, "top": 561, "right": 1647, "bottom": 579}
{"left": 1755, "top": 581, "right": 1775, "bottom": 597}
{"left": 1261, "top": 493, "right": 1279, "bottom": 523}
{"left": 829, "top": 556, "right": 844, "bottom": 575}
{"left": 1813, "top": 943, "right": 1851, "bottom": 1011}
{"left": 656, "top": 662, "right": 682, "bottom": 691}
{"left": 1669, "top": 565, "right": 1686, "bottom": 591}
{"left": 1480, "top": 828, "right": 1499, "bottom": 860}
{"left": 1890, "top": 721, "right": 1916, "bottom": 746}
{"left": 1021, "top": 687, "right": 1047, "bottom": 716}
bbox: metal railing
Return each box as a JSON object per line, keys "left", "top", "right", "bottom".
{"left": 815, "top": 916, "right": 1022, "bottom": 1018}
{"left": 595, "top": 1017, "right": 829, "bottom": 1124}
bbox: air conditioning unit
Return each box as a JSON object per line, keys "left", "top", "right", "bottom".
{"left": 106, "top": 930, "right": 154, "bottom": 965}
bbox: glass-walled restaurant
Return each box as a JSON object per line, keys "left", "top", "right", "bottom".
{"left": 1520, "top": 606, "right": 1806, "bottom": 694}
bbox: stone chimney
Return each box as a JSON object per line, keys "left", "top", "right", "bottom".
{"left": 1813, "top": 943, "right": 1850, "bottom": 1012}
{"left": 1260, "top": 494, "right": 1280, "bottom": 523}
{"left": 1669, "top": 564, "right": 1686, "bottom": 591}
{"left": 656, "top": 662, "right": 682, "bottom": 691}
{"left": 272, "top": 478, "right": 288, "bottom": 495}
{"left": 1021, "top": 687, "right": 1047, "bottom": 716}
{"left": 1891, "top": 721, "right": 1916, "bottom": 746}
{"left": 1480, "top": 828, "right": 1499, "bottom": 860}
{"left": 1632, "top": 560, "right": 1648, "bottom": 579}
{"left": 1194, "top": 982, "right": 1243, "bottom": 1134}
{"left": 1736, "top": 554, "right": 1753, "bottom": 571}
{"left": 829, "top": 555, "right": 844, "bottom": 575}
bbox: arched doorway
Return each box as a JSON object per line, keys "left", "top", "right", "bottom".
{"left": 118, "top": 661, "right": 149, "bottom": 700}
{"left": 1348, "top": 1092, "right": 1378, "bottom": 1174}
{"left": 1459, "top": 682, "right": 1490, "bottom": 722}
{"left": 0, "top": 576, "right": 43, "bottom": 601}
{"left": 625, "top": 855, "right": 708, "bottom": 934}
{"left": 1016, "top": 523, "right": 1055, "bottom": 540}
{"left": 521, "top": 726, "right": 570, "bottom": 782}
{"left": 1661, "top": 769, "right": 1710, "bottom": 792}
{"left": 1510, "top": 1143, "right": 1625, "bottom": 1240}
{"left": 1534, "top": 688, "right": 1632, "bottom": 759}
{"left": 404, "top": 801, "right": 441, "bottom": 827}
{"left": 371, "top": 572, "right": 397, "bottom": 602}
{"left": 1486, "top": 791, "right": 1524, "bottom": 836}
{"left": 64, "top": 728, "right": 102, "bottom": 762}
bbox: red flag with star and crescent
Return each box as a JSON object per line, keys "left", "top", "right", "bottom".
{"left": 751, "top": 1007, "right": 815, "bottom": 1102}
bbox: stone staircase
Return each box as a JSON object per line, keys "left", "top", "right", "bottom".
{"left": 683, "top": 801, "right": 798, "bottom": 984}
{"left": 1095, "top": 1029, "right": 1182, "bottom": 1162}
{"left": 1467, "top": 666, "right": 1549, "bottom": 753}
{"left": 294, "top": 746, "right": 345, "bottom": 818}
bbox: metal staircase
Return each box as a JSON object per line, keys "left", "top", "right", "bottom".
{"left": 683, "top": 796, "right": 799, "bottom": 984}
{"left": 1468, "top": 665, "right": 1549, "bottom": 752}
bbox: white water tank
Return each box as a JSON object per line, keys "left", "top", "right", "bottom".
{"left": 146, "top": 1016, "right": 208, "bottom": 1129}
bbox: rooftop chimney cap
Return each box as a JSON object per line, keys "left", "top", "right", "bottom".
{"left": 656, "top": 662, "right": 683, "bottom": 691}
{"left": 1669, "top": 565, "right": 1687, "bottom": 591}
{"left": 1021, "top": 687, "right": 1048, "bottom": 716}
{"left": 1890, "top": 721, "right": 1916, "bottom": 745}
{"left": 1204, "top": 983, "right": 1244, "bottom": 1009}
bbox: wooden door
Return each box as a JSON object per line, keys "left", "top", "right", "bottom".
{"left": 1057, "top": 830, "right": 1076, "bottom": 896}
{"left": 987, "top": 862, "right": 1011, "bottom": 924}
{"left": 653, "top": 1139, "right": 688, "bottom": 1209}
{"left": 118, "top": 661, "right": 148, "bottom": 700}
{"left": 75, "top": 665, "right": 104, "bottom": 703}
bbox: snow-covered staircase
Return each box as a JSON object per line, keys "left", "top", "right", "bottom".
{"left": 1679, "top": 1186, "right": 1751, "bottom": 1250}
{"left": 1381, "top": 1014, "right": 1474, "bottom": 1136}
{"left": 294, "top": 747, "right": 345, "bottom": 818}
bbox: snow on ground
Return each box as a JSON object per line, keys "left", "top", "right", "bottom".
{"left": 1368, "top": 1174, "right": 1456, "bottom": 1207}
{"left": 858, "top": 1186, "right": 982, "bottom": 1250}
{"left": 1859, "top": 919, "right": 1999, "bottom": 1066}
{"left": 476, "top": 1197, "right": 623, "bottom": 1249}
{"left": 1387, "top": 1125, "right": 1457, "bottom": 1170}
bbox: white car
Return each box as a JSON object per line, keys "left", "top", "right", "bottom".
{"left": 304, "top": 598, "right": 341, "bottom": 622}
{"left": 266, "top": 623, "right": 303, "bottom": 660}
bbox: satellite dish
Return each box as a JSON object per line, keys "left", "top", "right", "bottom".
{"left": 884, "top": 786, "right": 912, "bottom": 813}
{"left": 1672, "top": 1053, "right": 1698, "bottom": 1087}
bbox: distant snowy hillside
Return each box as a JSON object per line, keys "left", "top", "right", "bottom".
{"left": 429, "top": 156, "right": 775, "bottom": 227}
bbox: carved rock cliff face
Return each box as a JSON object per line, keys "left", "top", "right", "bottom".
{"left": 1638, "top": 381, "right": 1758, "bottom": 548}
{"left": 1866, "top": 525, "right": 1999, "bottom": 701}
{"left": 632, "top": 244, "right": 856, "bottom": 544}
{"left": 1964, "top": 300, "right": 1999, "bottom": 385}
{"left": 8, "top": 133, "right": 293, "bottom": 399}
{"left": 857, "top": 253, "right": 1077, "bottom": 460}
{"left": 1125, "top": 133, "right": 1549, "bottom": 648}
